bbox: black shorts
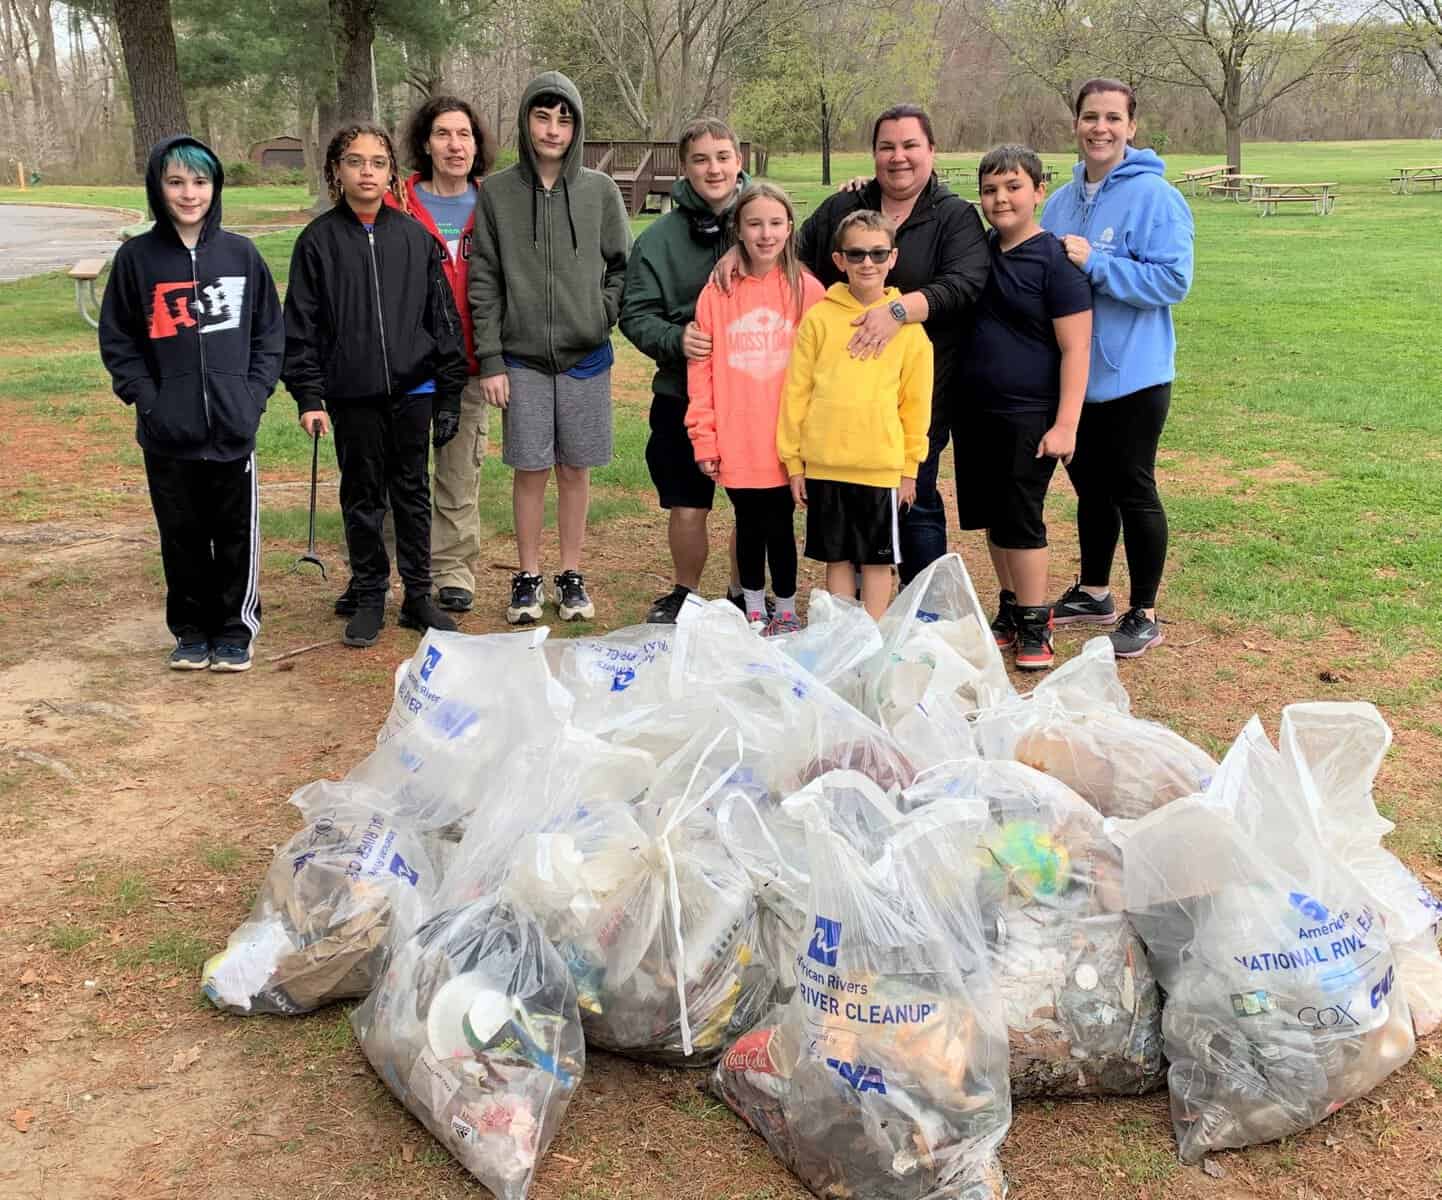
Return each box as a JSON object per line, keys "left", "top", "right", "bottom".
{"left": 646, "top": 393, "right": 715, "bottom": 510}
{"left": 954, "top": 407, "right": 1059, "bottom": 550}
{"left": 803, "top": 479, "right": 899, "bottom": 566}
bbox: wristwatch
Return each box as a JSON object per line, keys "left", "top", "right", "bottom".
{"left": 888, "top": 300, "right": 907, "bottom": 323}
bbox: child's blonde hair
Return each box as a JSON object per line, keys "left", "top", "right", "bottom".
{"left": 732, "top": 182, "right": 807, "bottom": 322}
{"left": 832, "top": 209, "right": 895, "bottom": 253}
{"left": 324, "top": 121, "right": 408, "bottom": 212}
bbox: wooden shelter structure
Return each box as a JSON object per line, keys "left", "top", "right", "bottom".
{"left": 583, "top": 140, "right": 753, "bottom": 216}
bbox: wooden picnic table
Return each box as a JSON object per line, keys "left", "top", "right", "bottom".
{"left": 68, "top": 256, "right": 107, "bottom": 328}
{"left": 938, "top": 164, "right": 1057, "bottom": 192}
{"left": 1205, "top": 173, "right": 1265, "bottom": 202}
{"left": 1390, "top": 165, "right": 1442, "bottom": 194}
{"left": 1179, "top": 164, "right": 1238, "bottom": 195}
{"left": 1251, "top": 181, "right": 1338, "bottom": 217}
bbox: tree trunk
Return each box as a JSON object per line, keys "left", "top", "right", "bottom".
{"left": 819, "top": 95, "right": 832, "bottom": 187}
{"left": 113, "top": 0, "right": 189, "bottom": 176}
{"left": 330, "top": 0, "right": 378, "bottom": 122}
{"left": 1225, "top": 120, "right": 1243, "bottom": 174}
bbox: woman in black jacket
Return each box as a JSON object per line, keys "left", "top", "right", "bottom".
{"left": 716, "top": 105, "right": 990, "bottom": 586}
{"left": 283, "top": 121, "right": 469, "bottom": 647}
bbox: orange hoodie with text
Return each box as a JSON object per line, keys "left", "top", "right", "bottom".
{"left": 686, "top": 266, "right": 825, "bottom": 489}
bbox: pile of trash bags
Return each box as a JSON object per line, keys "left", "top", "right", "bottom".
{"left": 201, "top": 554, "right": 1439, "bottom": 1197}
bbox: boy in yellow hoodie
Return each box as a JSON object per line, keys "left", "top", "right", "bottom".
{"left": 777, "top": 210, "right": 934, "bottom": 618}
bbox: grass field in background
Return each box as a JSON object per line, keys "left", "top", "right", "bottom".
{"left": 3, "top": 138, "right": 1440, "bottom": 655}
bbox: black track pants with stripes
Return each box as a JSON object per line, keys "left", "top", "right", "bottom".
{"left": 143, "top": 450, "right": 261, "bottom": 648}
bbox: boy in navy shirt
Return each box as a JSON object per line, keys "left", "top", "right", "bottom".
{"left": 957, "top": 145, "right": 1092, "bottom": 670}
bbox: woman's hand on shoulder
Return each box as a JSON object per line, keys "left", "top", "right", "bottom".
{"left": 1062, "top": 235, "right": 1092, "bottom": 269}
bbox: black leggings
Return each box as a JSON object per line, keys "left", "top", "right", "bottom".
{"left": 726, "top": 486, "right": 797, "bottom": 597}
{"left": 1063, "top": 383, "right": 1170, "bottom": 610}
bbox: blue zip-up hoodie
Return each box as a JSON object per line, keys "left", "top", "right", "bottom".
{"left": 1041, "top": 147, "right": 1194, "bottom": 403}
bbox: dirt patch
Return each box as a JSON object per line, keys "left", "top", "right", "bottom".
{"left": 2, "top": 426, "right": 1440, "bottom": 1199}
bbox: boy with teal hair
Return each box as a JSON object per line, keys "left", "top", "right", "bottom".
{"left": 99, "top": 135, "right": 284, "bottom": 672}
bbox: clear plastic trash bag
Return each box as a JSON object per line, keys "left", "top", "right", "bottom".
{"left": 436, "top": 725, "right": 658, "bottom": 912}
{"left": 202, "top": 781, "right": 436, "bottom": 1014}
{"left": 1005, "top": 701, "right": 1217, "bottom": 821}
{"left": 716, "top": 769, "right": 904, "bottom": 995}
{"left": 713, "top": 773, "right": 1011, "bottom": 1200}
{"left": 348, "top": 629, "right": 572, "bottom": 832}
{"left": 771, "top": 589, "right": 882, "bottom": 703}
{"left": 584, "top": 605, "right": 915, "bottom": 800}
{"left": 351, "top": 896, "right": 583, "bottom": 1199}
{"left": 1281, "top": 702, "right": 1442, "bottom": 1036}
{"left": 1119, "top": 715, "right": 1415, "bottom": 1162}
{"left": 482, "top": 727, "right": 778, "bottom": 1064}
{"left": 970, "top": 636, "right": 1131, "bottom": 762}
{"left": 858, "top": 555, "right": 1015, "bottom": 742}
{"left": 903, "top": 759, "right": 1163, "bottom": 1098}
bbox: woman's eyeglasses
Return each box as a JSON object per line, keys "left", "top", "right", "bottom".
{"left": 340, "top": 155, "right": 391, "bottom": 171}
{"left": 840, "top": 247, "right": 893, "bottom": 264}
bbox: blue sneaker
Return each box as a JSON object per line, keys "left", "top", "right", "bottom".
{"left": 209, "top": 642, "right": 253, "bottom": 673}
{"left": 169, "top": 641, "right": 210, "bottom": 671}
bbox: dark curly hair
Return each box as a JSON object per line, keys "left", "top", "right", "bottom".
{"left": 404, "top": 95, "right": 497, "bottom": 182}
{"left": 324, "top": 121, "right": 407, "bottom": 210}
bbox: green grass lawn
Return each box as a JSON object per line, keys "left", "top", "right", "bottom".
{"left": 3, "top": 138, "right": 1440, "bottom": 657}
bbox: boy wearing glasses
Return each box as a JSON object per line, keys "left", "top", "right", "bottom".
{"left": 283, "top": 121, "right": 468, "bottom": 648}
{"left": 777, "top": 210, "right": 933, "bottom": 619}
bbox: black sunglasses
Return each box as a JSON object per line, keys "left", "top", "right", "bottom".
{"left": 839, "top": 247, "right": 893, "bottom": 264}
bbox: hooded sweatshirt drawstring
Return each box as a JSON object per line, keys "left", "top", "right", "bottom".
{"left": 561, "top": 176, "right": 579, "bottom": 257}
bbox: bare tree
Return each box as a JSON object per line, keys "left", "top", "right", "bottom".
{"left": 1384, "top": 0, "right": 1442, "bottom": 88}
{"left": 1122, "top": 0, "right": 1373, "bottom": 172}
{"left": 114, "top": 0, "right": 190, "bottom": 174}
{"left": 567, "top": 0, "right": 796, "bottom": 138}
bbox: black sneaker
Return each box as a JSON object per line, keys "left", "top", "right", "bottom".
{"left": 399, "top": 595, "right": 458, "bottom": 633}
{"left": 436, "top": 586, "right": 473, "bottom": 613}
{"left": 1014, "top": 605, "right": 1055, "bottom": 671}
{"left": 334, "top": 580, "right": 358, "bottom": 618}
{"left": 646, "top": 585, "right": 693, "bottom": 624}
{"left": 209, "top": 642, "right": 253, "bottom": 673}
{"left": 169, "top": 640, "right": 211, "bottom": 670}
{"left": 1110, "top": 607, "right": 1165, "bottom": 658}
{"left": 507, "top": 572, "right": 544, "bottom": 625}
{"left": 1052, "top": 579, "right": 1119, "bottom": 626}
{"left": 344, "top": 605, "right": 384, "bottom": 648}
{"left": 554, "top": 570, "right": 594, "bottom": 621}
{"left": 990, "top": 589, "right": 1018, "bottom": 649}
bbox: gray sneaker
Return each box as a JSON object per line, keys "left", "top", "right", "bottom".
{"left": 554, "top": 571, "right": 594, "bottom": 622}
{"left": 507, "top": 572, "right": 545, "bottom": 625}
{"left": 169, "top": 640, "right": 211, "bottom": 670}
{"left": 209, "top": 642, "right": 253, "bottom": 673}
{"left": 1110, "top": 608, "right": 1165, "bottom": 658}
{"left": 1052, "top": 579, "right": 1119, "bottom": 626}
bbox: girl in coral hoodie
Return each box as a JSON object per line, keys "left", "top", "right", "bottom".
{"left": 687, "top": 183, "right": 824, "bottom": 635}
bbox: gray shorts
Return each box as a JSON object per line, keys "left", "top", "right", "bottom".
{"left": 500, "top": 363, "right": 613, "bottom": 471}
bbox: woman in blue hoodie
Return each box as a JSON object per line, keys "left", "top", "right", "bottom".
{"left": 1041, "top": 78, "right": 1194, "bottom": 659}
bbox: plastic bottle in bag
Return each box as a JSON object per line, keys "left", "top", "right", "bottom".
{"left": 713, "top": 772, "right": 1011, "bottom": 1199}
{"left": 351, "top": 896, "right": 584, "bottom": 1200}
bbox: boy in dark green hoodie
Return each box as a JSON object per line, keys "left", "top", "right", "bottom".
{"left": 620, "top": 117, "right": 749, "bottom": 624}
{"left": 469, "top": 71, "right": 631, "bottom": 625}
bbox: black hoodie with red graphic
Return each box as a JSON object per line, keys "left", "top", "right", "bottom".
{"left": 99, "top": 135, "right": 285, "bottom": 462}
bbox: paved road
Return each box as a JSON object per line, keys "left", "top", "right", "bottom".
{"left": 0, "top": 204, "right": 125, "bottom": 282}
